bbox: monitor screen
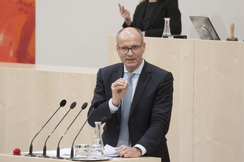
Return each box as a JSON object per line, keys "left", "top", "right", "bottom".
{"left": 190, "top": 16, "right": 220, "bottom": 40}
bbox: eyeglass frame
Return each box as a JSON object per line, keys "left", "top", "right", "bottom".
{"left": 117, "top": 43, "right": 143, "bottom": 54}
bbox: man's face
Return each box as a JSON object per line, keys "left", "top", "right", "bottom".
{"left": 116, "top": 28, "right": 145, "bottom": 72}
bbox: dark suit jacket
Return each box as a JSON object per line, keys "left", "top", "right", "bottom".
{"left": 123, "top": 0, "right": 181, "bottom": 37}
{"left": 88, "top": 61, "right": 173, "bottom": 162}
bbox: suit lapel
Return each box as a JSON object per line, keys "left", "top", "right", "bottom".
{"left": 114, "top": 62, "right": 152, "bottom": 121}
{"left": 113, "top": 64, "right": 124, "bottom": 124}
{"left": 129, "top": 61, "right": 151, "bottom": 117}
{"left": 112, "top": 64, "right": 124, "bottom": 83}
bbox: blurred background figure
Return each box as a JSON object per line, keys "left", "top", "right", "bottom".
{"left": 118, "top": 0, "right": 182, "bottom": 37}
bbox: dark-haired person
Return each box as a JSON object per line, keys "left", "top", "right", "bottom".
{"left": 118, "top": 0, "right": 181, "bottom": 37}
{"left": 88, "top": 27, "right": 173, "bottom": 162}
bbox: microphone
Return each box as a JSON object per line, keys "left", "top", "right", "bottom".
{"left": 39, "top": 101, "right": 76, "bottom": 158}
{"left": 25, "top": 99, "right": 67, "bottom": 157}
{"left": 67, "top": 101, "right": 100, "bottom": 160}
{"left": 53, "top": 102, "right": 88, "bottom": 159}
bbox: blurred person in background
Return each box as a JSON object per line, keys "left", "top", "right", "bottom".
{"left": 118, "top": 0, "right": 181, "bottom": 37}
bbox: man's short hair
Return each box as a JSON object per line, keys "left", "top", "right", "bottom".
{"left": 116, "top": 27, "right": 144, "bottom": 45}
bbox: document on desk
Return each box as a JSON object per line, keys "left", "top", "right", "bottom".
{"left": 104, "top": 144, "right": 118, "bottom": 157}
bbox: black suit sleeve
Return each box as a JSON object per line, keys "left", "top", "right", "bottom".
{"left": 87, "top": 69, "right": 113, "bottom": 127}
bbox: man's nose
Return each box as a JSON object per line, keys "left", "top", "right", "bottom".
{"left": 127, "top": 49, "right": 134, "bottom": 56}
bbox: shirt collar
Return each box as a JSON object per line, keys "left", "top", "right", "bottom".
{"left": 124, "top": 59, "right": 144, "bottom": 75}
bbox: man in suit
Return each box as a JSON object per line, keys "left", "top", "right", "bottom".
{"left": 118, "top": 0, "right": 182, "bottom": 37}
{"left": 88, "top": 27, "right": 173, "bottom": 162}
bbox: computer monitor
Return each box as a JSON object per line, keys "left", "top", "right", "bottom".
{"left": 190, "top": 16, "right": 220, "bottom": 40}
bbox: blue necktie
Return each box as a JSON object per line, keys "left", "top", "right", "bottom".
{"left": 117, "top": 73, "right": 135, "bottom": 146}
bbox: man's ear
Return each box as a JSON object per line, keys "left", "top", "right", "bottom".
{"left": 142, "top": 42, "right": 146, "bottom": 51}
{"left": 143, "top": 42, "right": 146, "bottom": 47}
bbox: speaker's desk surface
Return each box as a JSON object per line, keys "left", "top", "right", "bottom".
{"left": 0, "top": 154, "right": 160, "bottom": 162}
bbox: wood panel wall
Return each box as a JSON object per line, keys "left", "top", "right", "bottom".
{"left": 0, "top": 63, "right": 98, "bottom": 154}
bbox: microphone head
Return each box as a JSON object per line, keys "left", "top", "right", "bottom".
{"left": 93, "top": 102, "right": 100, "bottom": 109}
{"left": 81, "top": 102, "right": 88, "bottom": 110}
{"left": 70, "top": 102, "right": 77, "bottom": 109}
{"left": 60, "top": 99, "right": 67, "bottom": 107}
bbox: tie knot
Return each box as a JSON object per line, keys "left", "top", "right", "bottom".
{"left": 127, "top": 73, "right": 135, "bottom": 80}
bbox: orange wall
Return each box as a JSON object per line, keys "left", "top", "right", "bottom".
{"left": 0, "top": 0, "right": 35, "bottom": 63}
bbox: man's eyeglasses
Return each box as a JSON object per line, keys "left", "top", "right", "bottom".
{"left": 118, "top": 44, "right": 143, "bottom": 54}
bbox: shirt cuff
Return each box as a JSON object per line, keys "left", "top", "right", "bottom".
{"left": 134, "top": 144, "right": 147, "bottom": 156}
{"left": 109, "top": 98, "right": 119, "bottom": 113}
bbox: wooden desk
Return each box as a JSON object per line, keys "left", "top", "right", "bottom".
{"left": 0, "top": 154, "right": 160, "bottom": 162}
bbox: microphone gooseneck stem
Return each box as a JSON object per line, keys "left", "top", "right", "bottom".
{"left": 40, "top": 108, "right": 72, "bottom": 157}
{"left": 43, "top": 135, "right": 51, "bottom": 156}
{"left": 43, "top": 145, "right": 47, "bottom": 156}
{"left": 29, "top": 144, "right": 33, "bottom": 154}
{"left": 63, "top": 109, "right": 83, "bottom": 138}
{"left": 50, "top": 108, "right": 72, "bottom": 135}
{"left": 56, "top": 109, "right": 83, "bottom": 158}
{"left": 27, "top": 106, "right": 62, "bottom": 155}
{"left": 70, "top": 108, "right": 95, "bottom": 158}
{"left": 57, "top": 146, "right": 60, "bottom": 157}
{"left": 56, "top": 136, "right": 63, "bottom": 157}
{"left": 71, "top": 119, "right": 88, "bottom": 148}
{"left": 57, "top": 136, "right": 64, "bottom": 151}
